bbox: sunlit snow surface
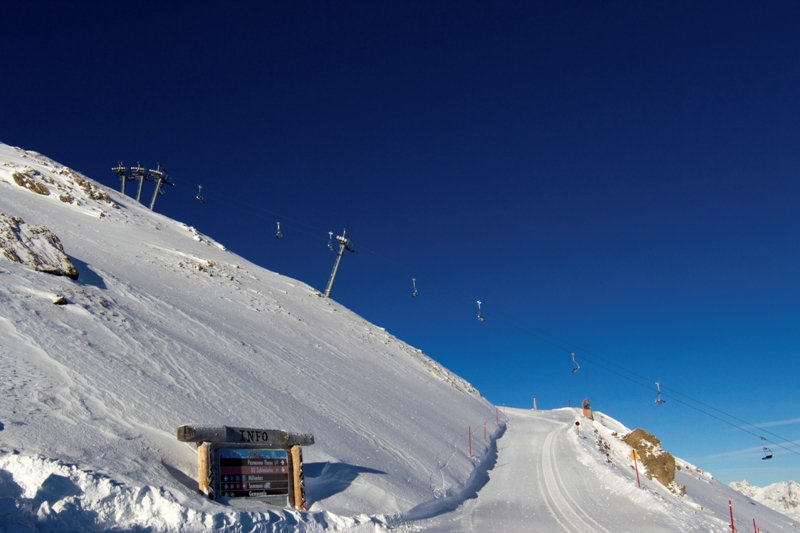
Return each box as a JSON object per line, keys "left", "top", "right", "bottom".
{"left": 0, "top": 142, "right": 796, "bottom": 531}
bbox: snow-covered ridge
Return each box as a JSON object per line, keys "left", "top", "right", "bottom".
{"left": 730, "top": 480, "right": 800, "bottom": 521}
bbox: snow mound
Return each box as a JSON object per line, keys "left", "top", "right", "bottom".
{"left": 0, "top": 451, "right": 391, "bottom": 532}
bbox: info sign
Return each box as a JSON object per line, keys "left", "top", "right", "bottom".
{"left": 176, "top": 424, "right": 314, "bottom": 509}
{"left": 217, "top": 448, "right": 290, "bottom": 506}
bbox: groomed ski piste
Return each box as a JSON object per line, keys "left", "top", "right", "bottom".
{"left": 0, "top": 142, "right": 797, "bottom": 532}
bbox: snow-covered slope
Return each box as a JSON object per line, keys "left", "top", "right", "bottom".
{"left": 1, "top": 142, "right": 796, "bottom": 533}
{"left": 0, "top": 142, "right": 500, "bottom": 530}
{"left": 730, "top": 480, "right": 800, "bottom": 522}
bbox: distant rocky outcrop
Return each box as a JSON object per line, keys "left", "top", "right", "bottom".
{"left": 0, "top": 212, "right": 78, "bottom": 279}
{"left": 624, "top": 428, "right": 683, "bottom": 493}
{"left": 730, "top": 480, "right": 800, "bottom": 521}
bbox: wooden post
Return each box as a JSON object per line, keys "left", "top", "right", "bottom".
{"left": 198, "top": 442, "right": 212, "bottom": 497}
{"left": 290, "top": 445, "right": 306, "bottom": 510}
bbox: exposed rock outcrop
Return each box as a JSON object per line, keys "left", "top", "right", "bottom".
{"left": 623, "top": 428, "right": 679, "bottom": 490}
{"left": 0, "top": 213, "right": 78, "bottom": 279}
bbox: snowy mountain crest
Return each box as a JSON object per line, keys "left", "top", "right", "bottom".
{"left": 1, "top": 144, "right": 117, "bottom": 217}
{"left": 730, "top": 480, "right": 800, "bottom": 521}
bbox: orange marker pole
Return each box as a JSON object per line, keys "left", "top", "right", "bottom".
{"left": 632, "top": 449, "right": 641, "bottom": 488}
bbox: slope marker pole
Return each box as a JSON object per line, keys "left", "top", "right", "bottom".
{"left": 468, "top": 426, "right": 472, "bottom": 457}
{"left": 632, "top": 449, "right": 641, "bottom": 488}
{"left": 729, "top": 500, "right": 735, "bottom": 533}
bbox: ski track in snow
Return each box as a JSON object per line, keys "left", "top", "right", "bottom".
{"left": 541, "top": 419, "right": 611, "bottom": 532}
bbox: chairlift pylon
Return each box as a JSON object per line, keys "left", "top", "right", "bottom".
{"left": 196, "top": 185, "right": 205, "bottom": 204}
{"left": 571, "top": 352, "right": 580, "bottom": 373}
{"left": 411, "top": 278, "right": 418, "bottom": 298}
{"left": 275, "top": 222, "right": 282, "bottom": 240}
{"left": 328, "top": 232, "right": 336, "bottom": 251}
{"left": 477, "top": 300, "right": 485, "bottom": 322}
{"left": 655, "top": 381, "right": 665, "bottom": 404}
{"left": 761, "top": 437, "right": 774, "bottom": 460}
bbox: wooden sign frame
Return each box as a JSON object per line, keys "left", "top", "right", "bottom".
{"left": 178, "top": 425, "right": 313, "bottom": 509}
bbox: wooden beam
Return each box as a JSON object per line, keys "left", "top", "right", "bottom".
{"left": 176, "top": 425, "right": 314, "bottom": 446}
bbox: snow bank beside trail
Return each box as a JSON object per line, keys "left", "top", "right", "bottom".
{"left": 571, "top": 410, "right": 674, "bottom": 505}
{"left": 0, "top": 452, "right": 390, "bottom": 532}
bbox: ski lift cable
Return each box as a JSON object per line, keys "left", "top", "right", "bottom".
{"left": 164, "top": 175, "right": 332, "bottom": 239}
{"left": 574, "top": 356, "right": 800, "bottom": 457}
{"left": 225, "top": 210, "right": 800, "bottom": 453}
{"left": 657, "top": 383, "right": 800, "bottom": 450}
{"left": 661, "top": 394, "right": 800, "bottom": 457}
{"left": 481, "top": 305, "right": 800, "bottom": 451}
{"left": 114, "top": 173, "right": 800, "bottom": 454}
{"left": 461, "top": 300, "right": 800, "bottom": 449}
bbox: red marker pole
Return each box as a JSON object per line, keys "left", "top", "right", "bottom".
{"left": 468, "top": 426, "right": 472, "bottom": 457}
{"left": 729, "top": 500, "right": 735, "bottom": 533}
{"left": 753, "top": 518, "right": 757, "bottom": 533}
{"left": 632, "top": 450, "right": 641, "bottom": 488}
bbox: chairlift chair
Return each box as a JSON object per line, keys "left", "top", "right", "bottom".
{"left": 196, "top": 185, "right": 205, "bottom": 204}
{"left": 477, "top": 300, "right": 485, "bottom": 322}
{"left": 761, "top": 437, "right": 774, "bottom": 460}
{"left": 571, "top": 352, "right": 580, "bottom": 373}
{"left": 655, "top": 381, "right": 665, "bottom": 404}
{"left": 411, "top": 278, "right": 418, "bottom": 298}
{"left": 275, "top": 222, "right": 282, "bottom": 239}
{"left": 328, "top": 232, "right": 336, "bottom": 251}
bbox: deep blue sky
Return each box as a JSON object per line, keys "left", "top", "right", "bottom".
{"left": 3, "top": 1, "right": 799, "bottom": 485}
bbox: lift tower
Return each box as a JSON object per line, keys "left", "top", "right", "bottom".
{"left": 324, "top": 229, "right": 354, "bottom": 298}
